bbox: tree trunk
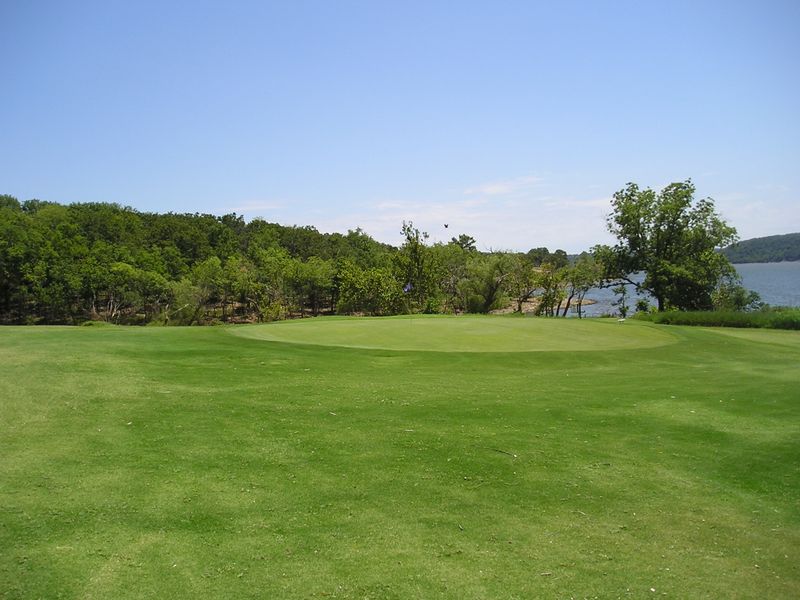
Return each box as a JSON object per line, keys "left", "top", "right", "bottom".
{"left": 561, "top": 292, "right": 574, "bottom": 317}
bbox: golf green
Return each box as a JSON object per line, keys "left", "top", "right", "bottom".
{"left": 230, "top": 314, "right": 678, "bottom": 352}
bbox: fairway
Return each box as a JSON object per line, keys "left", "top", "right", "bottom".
{"left": 230, "top": 314, "right": 678, "bottom": 352}
{"left": 1, "top": 317, "right": 799, "bottom": 599}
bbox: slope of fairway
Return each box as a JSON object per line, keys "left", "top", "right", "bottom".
{"left": 2, "top": 320, "right": 799, "bottom": 599}
{"left": 230, "top": 314, "right": 678, "bottom": 352}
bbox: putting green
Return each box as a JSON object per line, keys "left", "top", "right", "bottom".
{"left": 229, "top": 314, "right": 678, "bottom": 352}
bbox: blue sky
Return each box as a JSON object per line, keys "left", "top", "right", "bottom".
{"left": 1, "top": 0, "right": 798, "bottom": 252}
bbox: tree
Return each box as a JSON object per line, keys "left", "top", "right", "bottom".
{"left": 532, "top": 262, "right": 564, "bottom": 316}
{"left": 450, "top": 234, "right": 477, "bottom": 253}
{"left": 336, "top": 260, "right": 402, "bottom": 316}
{"left": 394, "top": 221, "right": 441, "bottom": 312}
{"left": 431, "top": 242, "right": 469, "bottom": 313}
{"left": 561, "top": 253, "right": 602, "bottom": 318}
{"left": 460, "top": 252, "right": 512, "bottom": 313}
{"left": 251, "top": 247, "right": 291, "bottom": 318}
{"left": 287, "top": 256, "right": 334, "bottom": 316}
{"left": 612, "top": 284, "right": 630, "bottom": 318}
{"left": 712, "top": 277, "right": 763, "bottom": 311}
{"left": 525, "top": 247, "right": 550, "bottom": 266}
{"left": 189, "top": 256, "right": 224, "bottom": 323}
{"left": 548, "top": 249, "right": 569, "bottom": 269}
{"left": 597, "top": 181, "right": 738, "bottom": 311}
{"left": 506, "top": 254, "right": 538, "bottom": 313}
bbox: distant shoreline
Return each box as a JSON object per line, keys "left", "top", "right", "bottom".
{"left": 731, "top": 259, "right": 800, "bottom": 265}
{"left": 721, "top": 232, "right": 800, "bottom": 264}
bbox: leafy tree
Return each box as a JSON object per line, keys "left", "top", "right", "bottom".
{"left": 549, "top": 249, "right": 569, "bottom": 269}
{"left": 612, "top": 284, "right": 630, "bottom": 318}
{"left": 336, "top": 261, "right": 402, "bottom": 316}
{"left": 460, "top": 252, "right": 512, "bottom": 313}
{"left": 561, "top": 253, "right": 602, "bottom": 318}
{"left": 525, "top": 247, "right": 550, "bottom": 266}
{"left": 450, "top": 234, "right": 477, "bottom": 253}
{"left": 635, "top": 298, "right": 652, "bottom": 314}
{"left": 0, "top": 203, "right": 34, "bottom": 319}
{"left": 251, "top": 247, "right": 291, "bottom": 312}
{"left": 286, "top": 256, "right": 334, "bottom": 316}
{"left": 532, "top": 263, "right": 564, "bottom": 316}
{"left": 189, "top": 257, "right": 224, "bottom": 324}
{"left": 0, "top": 194, "right": 21, "bottom": 211}
{"left": 712, "top": 277, "right": 763, "bottom": 312}
{"left": 394, "top": 221, "right": 441, "bottom": 312}
{"left": 243, "top": 219, "right": 282, "bottom": 254}
{"left": 104, "top": 263, "right": 169, "bottom": 323}
{"left": 430, "top": 242, "right": 470, "bottom": 313}
{"left": 167, "top": 278, "right": 204, "bottom": 325}
{"left": 596, "top": 181, "right": 738, "bottom": 311}
{"left": 223, "top": 254, "right": 270, "bottom": 321}
{"left": 506, "top": 254, "right": 538, "bottom": 313}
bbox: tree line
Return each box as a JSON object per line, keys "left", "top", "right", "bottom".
{"left": 0, "top": 181, "right": 757, "bottom": 325}
{"left": 0, "top": 195, "right": 599, "bottom": 324}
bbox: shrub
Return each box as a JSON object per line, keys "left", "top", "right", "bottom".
{"left": 635, "top": 308, "right": 800, "bottom": 330}
{"left": 79, "top": 320, "right": 116, "bottom": 327}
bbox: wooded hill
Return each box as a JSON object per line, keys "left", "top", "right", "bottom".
{"left": 721, "top": 232, "right": 800, "bottom": 263}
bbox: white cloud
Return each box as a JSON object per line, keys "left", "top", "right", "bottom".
{"left": 464, "top": 175, "right": 543, "bottom": 197}
{"left": 308, "top": 192, "right": 614, "bottom": 253}
{"left": 543, "top": 197, "right": 611, "bottom": 209}
{"left": 714, "top": 186, "right": 800, "bottom": 240}
{"left": 221, "top": 177, "right": 624, "bottom": 253}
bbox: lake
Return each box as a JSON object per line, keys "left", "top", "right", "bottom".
{"left": 575, "top": 261, "right": 800, "bottom": 317}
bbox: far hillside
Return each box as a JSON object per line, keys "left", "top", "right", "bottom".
{"left": 721, "top": 232, "right": 800, "bottom": 263}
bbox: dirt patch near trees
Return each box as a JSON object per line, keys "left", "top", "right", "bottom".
{"left": 491, "top": 298, "right": 597, "bottom": 315}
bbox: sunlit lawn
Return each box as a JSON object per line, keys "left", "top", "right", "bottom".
{"left": 1, "top": 316, "right": 798, "bottom": 598}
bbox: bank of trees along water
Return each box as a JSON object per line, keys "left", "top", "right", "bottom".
{"left": 0, "top": 196, "right": 586, "bottom": 324}
{"left": 0, "top": 181, "right": 758, "bottom": 325}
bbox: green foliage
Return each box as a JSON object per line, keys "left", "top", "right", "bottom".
{"left": 635, "top": 298, "right": 652, "bottom": 314}
{"left": 393, "top": 221, "right": 442, "bottom": 312}
{"left": 525, "top": 246, "right": 568, "bottom": 268}
{"left": 636, "top": 307, "right": 800, "bottom": 329}
{"left": 712, "top": 278, "right": 763, "bottom": 312}
{"left": 532, "top": 262, "right": 564, "bottom": 316}
{"left": 0, "top": 194, "right": 21, "bottom": 211}
{"left": 597, "top": 181, "right": 738, "bottom": 311}
{"left": 2, "top": 320, "right": 799, "bottom": 597}
{"left": 8, "top": 189, "right": 765, "bottom": 326}
{"left": 78, "top": 319, "right": 116, "bottom": 327}
{"left": 611, "top": 284, "right": 630, "bottom": 318}
{"left": 450, "top": 233, "right": 477, "bottom": 252}
{"left": 460, "top": 252, "right": 512, "bottom": 313}
{"left": 506, "top": 254, "right": 538, "bottom": 313}
{"left": 335, "top": 261, "right": 403, "bottom": 316}
{"left": 0, "top": 199, "right": 394, "bottom": 324}
{"left": 560, "top": 253, "right": 602, "bottom": 317}
{"left": 431, "top": 241, "right": 470, "bottom": 313}
{"left": 287, "top": 256, "right": 335, "bottom": 316}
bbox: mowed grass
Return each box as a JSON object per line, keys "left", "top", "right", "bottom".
{"left": 231, "top": 314, "right": 678, "bottom": 352}
{"left": 1, "top": 317, "right": 798, "bottom": 599}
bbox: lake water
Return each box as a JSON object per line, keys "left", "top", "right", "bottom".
{"left": 574, "top": 261, "right": 800, "bottom": 317}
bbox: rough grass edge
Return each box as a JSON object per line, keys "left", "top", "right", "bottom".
{"left": 635, "top": 308, "right": 800, "bottom": 330}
